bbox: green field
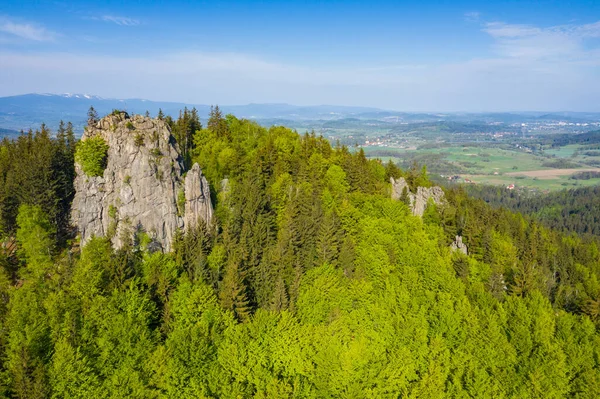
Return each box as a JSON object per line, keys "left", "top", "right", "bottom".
{"left": 364, "top": 145, "right": 550, "bottom": 172}
{"left": 437, "top": 147, "right": 546, "bottom": 174}
{"left": 363, "top": 144, "right": 600, "bottom": 191}
{"left": 461, "top": 173, "right": 600, "bottom": 191}
{"left": 543, "top": 144, "right": 600, "bottom": 167}
{"left": 544, "top": 144, "right": 580, "bottom": 158}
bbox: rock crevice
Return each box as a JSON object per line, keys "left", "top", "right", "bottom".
{"left": 71, "top": 112, "right": 213, "bottom": 252}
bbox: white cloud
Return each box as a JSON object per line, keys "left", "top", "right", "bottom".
{"left": 464, "top": 12, "right": 480, "bottom": 22}
{"left": 484, "top": 22, "right": 541, "bottom": 38}
{"left": 578, "top": 21, "right": 600, "bottom": 38}
{"left": 97, "top": 15, "right": 140, "bottom": 26}
{"left": 0, "top": 17, "right": 57, "bottom": 41}
{"left": 483, "top": 20, "right": 600, "bottom": 59}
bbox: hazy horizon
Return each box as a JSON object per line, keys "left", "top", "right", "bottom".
{"left": 4, "top": 92, "right": 600, "bottom": 115}
{"left": 2, "top": 1, "right": 600, "bottom": 112}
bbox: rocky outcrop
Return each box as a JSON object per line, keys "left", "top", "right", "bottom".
{"left": 71, "top": 112, "right": 213, "bottom": 252}
{"left": 390, "top": 177, "right": 445, "bottom": 216}
{"left": 390, "top": 176, "right": 410, "bottom": 202}
{"left": 412, "top": 186, "right": 445, "bottom": 217}
{"left": 450, "top": 235, "right": 468, "bottom": 255}
{"left": 184, "top": 163, "right": 213, "bottom": 231}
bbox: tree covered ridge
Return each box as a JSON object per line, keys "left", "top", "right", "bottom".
{"left": 461, "top": 184, "right": 600, "bottom": 237}
{"left": 0, "top": 109, "right": 598, "bottom": 398}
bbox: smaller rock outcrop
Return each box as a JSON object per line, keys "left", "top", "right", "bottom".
{"left": 184, "top": 163, "right": 213, "bottom": 231}
{"left": 390, "top": 177, "right": 445, "bottom": 216}
{"left": 450, "top": 235, "right": 468, "bottom": 255}
{"left": 390, "top": 176, "right": 410, "bottom": 201}
{"left": 412, "top": 186, "right": 445, "bottom": 217}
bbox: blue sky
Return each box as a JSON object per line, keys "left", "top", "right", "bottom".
{"left": 1, "top": 0, "right": 600, "bottom": 111}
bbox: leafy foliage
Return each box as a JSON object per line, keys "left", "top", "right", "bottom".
{"left": 75, "top": 136, "right": 109, "bottom": 177}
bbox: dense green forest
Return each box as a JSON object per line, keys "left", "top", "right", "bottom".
{"left": 0, "top": 108, "right": 599, "bottom": 398}
{"left": 462, "top": 185, "right": 600, "bottom": 237}
{"left": 542, "top": 130, "right": 600, "bottom": 148}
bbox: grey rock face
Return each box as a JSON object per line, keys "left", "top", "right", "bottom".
{"left": 390, "top": 177, "right": 445, "bottom": 217}
{"left": 450, "top": 235, "right": 468, "bottom": 255}
{"left": 412, "top": 186, "right": 445, "bottom": 217}
{"left": 390, "top": 176, "right": 410, "bottom": 201}
{"left": 184, "top": 163, "right": 213, "bottom": 231}
{"left": 71, "top": 112, "right": 213, "bottom": 252}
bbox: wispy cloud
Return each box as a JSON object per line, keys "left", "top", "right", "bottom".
{"left": 464, "top": 12, "right": 480, "bottom": 22}
{"left": 0, "top": 17, "right": 57, "bottom": 41}
{"left": 97, "top": 15, "right": 140, "bottom": 26}
{"left": 483, "top": 20, "right": 600, "bottom": 59}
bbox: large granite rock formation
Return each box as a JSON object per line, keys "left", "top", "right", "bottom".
{"left": 390, "top": 177, "right": 445, "bottom": 216}
{"left": 71, "top": 112, "right": 213, "bottom": 252}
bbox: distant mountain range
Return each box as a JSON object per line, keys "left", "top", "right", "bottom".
{"left": 0, "top": 128, "right": 20, "bottom": 138}
{"left": 0, "top": 93, "right": 391, "bottom": 135}
{"left": 1, "top": 93, "right": 599, "bottom": 137}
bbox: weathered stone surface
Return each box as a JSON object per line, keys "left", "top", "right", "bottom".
{"left": 184, "top": 163, "right": 213, "bottom": 231}
{"left": 71, "top": 112, "right": 213, "bottom": 252}
{"left": 390, "top": 177, "right": 445, "bottom": 216}
{"left": 390, "top": 176, "right": 409, "bottom": 201}
{"left": 450, "top": 235, "right": 468, "bottom": 255}
{"left": 412, "top": 186, "right": 445, "bottom": 217}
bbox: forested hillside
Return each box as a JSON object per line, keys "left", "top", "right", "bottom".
{"left": 463, "top": 185, "right": 600, "bottom": 236}
{"left": 0, "top": 109, "right": 598, "bottom": 398}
